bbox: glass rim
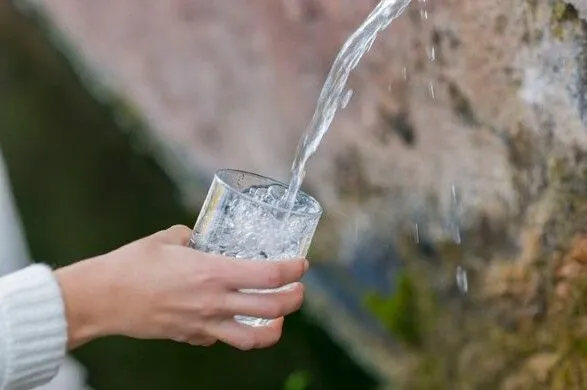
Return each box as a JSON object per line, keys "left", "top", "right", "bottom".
{"left": 214, "top": 168, "right": 323, "bottom": 217}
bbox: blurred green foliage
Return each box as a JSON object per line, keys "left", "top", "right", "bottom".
{"left": 365, "top": 272, "right": 425, "bottom": 348}
{"left": 283, "top": 371, "right": 311, "bottom": 390}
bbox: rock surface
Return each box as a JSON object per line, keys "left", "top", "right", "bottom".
{"left": 14, "top": 0, "right": 587, "bottom": 387}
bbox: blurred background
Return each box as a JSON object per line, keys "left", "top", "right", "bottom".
{"left": 0, "top": 0, "right": 586, "bottom": 389}
{"left": 0, "top": 2, "right": 377, "bottom": 390}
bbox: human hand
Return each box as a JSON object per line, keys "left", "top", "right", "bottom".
{"left": 55, "top": 225, "right": 308, "bottom": 350}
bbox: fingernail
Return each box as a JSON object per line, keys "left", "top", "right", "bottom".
{"left": 304, "top": 260, "right": 309, "bottom": 271}
{"left": 281, "top": 282, "right": 299, "bottom": 292}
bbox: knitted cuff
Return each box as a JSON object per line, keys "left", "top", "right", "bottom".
{"left": 0, "top": 264, "right": 67, "bottom": 390}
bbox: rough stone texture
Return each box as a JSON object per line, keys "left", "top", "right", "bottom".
{"left": 569, "top": 0, "right": 587, "bottom": 20}
{"left": 13, "top": 0, "right": 587, "bottom": 387}
{"left": 17, "top": 0, "right": 585, "bottom": 226}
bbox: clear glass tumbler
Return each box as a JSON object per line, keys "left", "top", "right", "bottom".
{"left": 188, "top": 169, "right": 322, "bottom": 326}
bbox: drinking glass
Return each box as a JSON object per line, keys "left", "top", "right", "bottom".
{"left": 188, "top": 169, "right": 322, "bottom": 326}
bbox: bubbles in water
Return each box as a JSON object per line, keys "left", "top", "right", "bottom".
{"left": 195, "top": 183, "right": 320, "bottom": 267}
{"left": 244, "top": 184, "right": 319, "bottom": 214}
{"left": 456, "top": 266, "right": 468, "bottom": 294}
{"left": 245, "top": 185, "right": 280, "bottom": 206}
{"left": 294, "top": 195, "right": 322, "bottom": 214}
{"left": 340, "top": 89, "right": 354, "bottom": 109}
{"left": 267, "top": 185, "right": 283, "bottom": 205}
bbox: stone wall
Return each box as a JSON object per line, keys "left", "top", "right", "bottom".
{"left": 14, "top": 0, "right": 587, "bottom": 387}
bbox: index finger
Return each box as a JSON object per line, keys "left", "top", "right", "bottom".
{"left": 219, "top": 257, "right": 308, "bottom": 290}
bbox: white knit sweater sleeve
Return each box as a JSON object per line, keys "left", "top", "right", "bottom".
{"left": 0, "top": 264, "right": 67, "bottom": 390}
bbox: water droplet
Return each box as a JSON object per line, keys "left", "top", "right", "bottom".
{"left": 451, "top": 184, "right": 462, "bottom": 207}
{"left": 456, "top": 266, "right": 468, "bottom": 294}
{"left": 413, "top": 223, "right": 420, "bottom": 244}
{"left": 451, "top": 228, "right": 461, "bottom": 245}
{"left": 428, "top": 81, "right": 435, "bottom": 99}
{"left": 428, "top": 47, "right": 436, "bottom": 62}
{"left": 420, "top": 9, "right": 428, "bottom": 19}
{"left": 341, "top": 89, "right": 354, "bottom": 108}
{"left": 449, "top": 184, "right": 462, "bottom": 244}
{"left": 402, "top": 67, "right": 408, "bottom": 80}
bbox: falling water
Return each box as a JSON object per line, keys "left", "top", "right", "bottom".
{"left": 449, "top": 184, "right": 468, "bottom": 295}
{"left": 283, "top": 0, "right": 413, "bottom": 208}
{"left": 456, "top": 265, "right": 468, "bottom": 294}
{"left": 448, "top": 184, "right": 462, "bottom": 245}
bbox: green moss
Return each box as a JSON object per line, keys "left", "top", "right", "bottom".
{"left": 551, "top": 1, "right": 581, "bottom": 39}
{"left": 365, "top": 272, "right": 430, "bottom": 348}
{"left": 544, "top": 152, "right": 587, "bottom": 246}
{"left": 411, "top": 356, "right": 446, "bottom": 390}
{"left": 552, "top": 1, "right": 579, "bottom": 22}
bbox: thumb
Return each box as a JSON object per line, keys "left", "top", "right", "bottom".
{"left": 153, "top": 225, "right": 192, "bottom": 245}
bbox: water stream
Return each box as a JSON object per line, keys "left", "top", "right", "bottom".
{"left": 283, "top": 0, "right": 412, "bottom": 208}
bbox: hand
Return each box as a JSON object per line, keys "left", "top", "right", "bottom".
{"left": 55, "top": 225, "right": 308, "bottom": 350}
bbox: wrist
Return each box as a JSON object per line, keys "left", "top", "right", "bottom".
{"left": 54, "top": 256, "right": 116, "bottom": 349}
